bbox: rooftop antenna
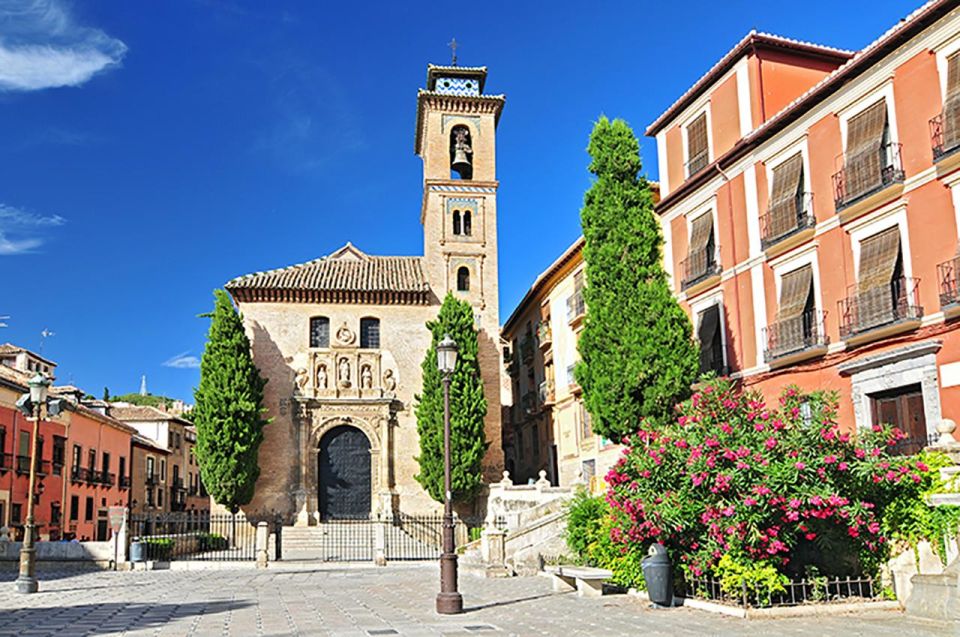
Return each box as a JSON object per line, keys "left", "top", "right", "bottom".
{"left": 39, "top": 327, "right": 55, "bottom": 353}
{"left": 448, "top": 38, "right": 458, "bottom": 66}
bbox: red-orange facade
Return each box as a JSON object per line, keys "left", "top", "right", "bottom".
{"left": 650, "top": 1, "right": 960, "bottom": 444}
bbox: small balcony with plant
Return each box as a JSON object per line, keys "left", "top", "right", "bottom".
{"left": 763, "top": 309, "right": 829, "bottom": 368}
{"left": 838, "top": 277, "right": 922, "bottom": 345}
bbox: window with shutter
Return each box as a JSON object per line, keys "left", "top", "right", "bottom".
{"left": 697, "top": 304, "right": 724, "bottom": 375}
{"left": 686, "top": 113, "right": 709, "bottom": 176}
{"left": 944, "top": 52, "right": 960, "bottom": 150}
{"left": 856, "top": 227, "right": 902, "bottom": 330}
{"left": 685, "top": 213, "right": 716, "bottom": 284}
{"left": 844, "top": 101, "right": 889, "bottom": 202}
{"left": 765, "top": 153, "right": 805, "bottom": 243}
{"left": 774, "top": 265, "right": 814, "bottom": 355}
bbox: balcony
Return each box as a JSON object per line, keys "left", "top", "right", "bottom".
{"left": 85, "top": 469, "right": 100, "bottom": 485}
{"left": 0, "top": 453, "right": 10, "bottom": 473}
{"left": 521, "top": 391, "right": 539, "bottom": 416}
{"left": 931, "top": 112, "right": 960, "bottom": 164}
{"left": 566, "top": 291, "right": 586, "bottom": 329}
{"left": 838, "top": 277, "right": 922, "bottom": 345}
{"left": 686, "top": 151, "right": 709, "bottom": 178}
{"left": 760, "top": 193, "right": 815, "bottom": 255}
{"left": 832, "top": 142, "right": 904, "bottom": 218}
{"left": 145, "top": 472, "right": 159, "bottom": 486}
{"left": 538, "top": 379, "right": 555, "bottom": 406}
{"left": 519, "top": 335, "right": 535, "bottom": 365}
{"left": 763, "top": 310, "right": 829, "bottom": 368}
{"left": 100, "top": 471, "right": 116, "bottom": 487}
{"left": 71, "top": 466, "right": 90, "bottom": 483}
{"left": 537, "top": 321, "right": 552, "bottom": 351}
{"left": 680, "top": 249, "right": 721, "bottom": 293}
{"left": 16, "top": 456, "right": 49, "bottom": 476}
{"left": 119, "top": 475, "right": 131, "bottom": 489}
{"left": 939, "top": 256, "right": 960, "bottom": 319}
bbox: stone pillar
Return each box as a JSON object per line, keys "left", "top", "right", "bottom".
{"left": 377, "top": 416, "right": 395, "bottom": 516}
{"left": 255, "top": 521, "right": 269, "bottom": 568}
{"left": 374, "top": 518, "right": 387, "bottom": 567}
{"left": 113, "top": 511, "right": 128, "bottom": 565}
{"left": 481, "top": 527, "right": 509, "bottom": 578}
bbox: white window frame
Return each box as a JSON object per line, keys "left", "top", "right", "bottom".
{"left": 770, "top": 243, "right": 823, "bottom": 318}
{"left": 934, "top": 32, "right": 960, "bottom": 100}
{"left": 686, "top": 205, "right": 720, "bottom": 271}
{"left": 689, "top": 289, "right": 727, "bottom": 372}
{"left": 837, "top": 80, "right": 900, "bottom": 153}
{"left": 681, "top": 104, "right": 713, "bottom": 179}
{"left": 761, "top": 137, "right": 813, "bottom": 214}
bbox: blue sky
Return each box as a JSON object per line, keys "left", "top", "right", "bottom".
{"left": 0, "top": 0, "right": 922, "bottom": 401}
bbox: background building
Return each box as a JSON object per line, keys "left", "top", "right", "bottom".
{"left": 648, "top": 0, "right": 960, "bottom": 444}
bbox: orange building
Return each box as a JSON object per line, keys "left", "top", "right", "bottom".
{"left": 648, "top": 0, "right": 960, "bottom": 444}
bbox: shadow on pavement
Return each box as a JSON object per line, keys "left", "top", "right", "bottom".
{"left": 0, "top": 600, "right": 250, "bottom": 636}
{"left": 464, "top": 591, "right": 568, "bottom": 612}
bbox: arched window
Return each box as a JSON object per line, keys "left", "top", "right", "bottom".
{"left": 360, "top": 317, "right": 380, "bottom": 349}
{"left": 310, "top": 316, "right": 329, "bottom": 348}
{"left": 452, "top": 210, "right": 462, "bottom": 235}
{"left": 462, "top": 210, "right": 472, "bottom": 236}
{"left": 449, "top": 125, "right": 473, "bottom": 180}
{"left": 457, "top": 266, "right": 470, "bottom": 292}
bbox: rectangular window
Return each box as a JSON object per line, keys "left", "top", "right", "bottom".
{"left": 175, "top": 433, "right": 181, "bottom": 449}
{"left": 157, "top": 487, "right": 163, "bottom": 508}
{"left": 51, "top": 503, "right": 61, "bottom": 525}
{"left": 856, "top": 227, "right": 903, "bottom": 331}
{"left": 360, "top": 318, "right": 380, "bottom": 349}
{"left": 686, "top": 112, "right": 709, "bottom": 176}
{"left": 160, "top": 459, "right": 166, "bottom": 482}
{"left": 309, "top": 316, "right": 330, "bottom": 348}
{"left": 146, "top": 488, "right": 154, "bottom": 507}
{"left": 943, "top": 51, "right": 960, "bottom": 150}
{"left": 52, "top": 436, "right": 65, "bottom": 468}
{"left": 102, "top": 451, "right": 110, "bottom": 474}
{"left": 844, "top": 100, "right": 890, "bottom": 201}
{"left": 771, "top": 265, "right": 815, "bottom": 357}
{"left": 18, "top": 431, "right": 29, "bottom": 457}
{"left": 0, "top": 426, "right": 6, "bottom": 454}
{"left": 88, "top": 448, "right": 96, "bottom": 471}
{"left": 12, "top": 503, "right": 22, "bottom": 524}
{"left": 70, "top": 495, "right": 79, "bottom": 521}
{"left": 764, "top": 153, "right": 806, "bottom": 244}
{"left": 697, "top": 304, "right": 725, "bottom": 376}
{"left": 684, "top": 212, "right": 716, "bottom": 286}
{"left": 580, "top": 403, "right": 593, "bottom": 440}
{"left": 84, "top": 497, "right": 94, "bottom": 522}
{"left": 72, "top": 444, "right": 82, "bottom": 468}
{"left": 119, "top": 456, "right": 126, "bottom": 483}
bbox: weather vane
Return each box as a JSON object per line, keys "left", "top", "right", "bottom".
{"left": 448, "top": 38, "right": 458, "bottom": 66}
{"left": 39, "top": 327, "right": 55, "bottom": 354}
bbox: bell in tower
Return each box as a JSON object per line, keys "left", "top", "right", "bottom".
{"left": 450, "top": 126, "right": 473, "bottom": 179}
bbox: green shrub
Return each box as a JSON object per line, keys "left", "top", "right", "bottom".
{"left": 197, "top": 532, "right": 229, "bottom": 551}
{"left": 141, "top": 537, "right": 174, "bottom": 561}
{"left": 564, "top": 488, "right": 645, "bottom": 589}
{"left": 714, "top": 553, "right": 788, "bottom": 605}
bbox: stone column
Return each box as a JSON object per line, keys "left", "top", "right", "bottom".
{"left": 481, "top": 527, "right": 508, "bottom": 578}
{"left": 255, "top": 521, "right": 269, "bottom": 568}
{"left": 377, "top": 415, "right": 395, "bottom": 516}
{"left": 374, "top": 518, "right": 387, "bottom": 567}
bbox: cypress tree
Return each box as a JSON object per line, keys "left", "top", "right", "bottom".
{"left": 192, "top": 289, "right": 269, "bottom": 512}
{"left": 415, "top": 292, "right": 488, "bottom": 503}
{"left": 576, "top": 117, "right": 699, "bottom": 440}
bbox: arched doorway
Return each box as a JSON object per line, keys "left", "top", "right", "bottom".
{"left": 318, "top": 425, "right": 371, "bottom": 520}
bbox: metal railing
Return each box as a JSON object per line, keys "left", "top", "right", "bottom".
{"left": 832, "top": 142, "right": 904, "bottom": 211}
{"left": 760, "top": 193, "right": 815, "bottom": 249}
{"left": 71, "top": 466, "right": 90, "bottom": 483}
{"left": 930, "top": 112, "right": 960, "bottom": 162}
{"left": 130, "top": 511, "right": 256, "bottom": 562}
{"left": 686, "top": 151, "right": 709, "bottom": 177}
{"left": 838, "top": 277, "right": 922, "bottom": 340}
{"left": 681, "top": 249, "right": 721, "bottom": 290}
{"left": 888, "top": 432, "right": 940, "bottom": 457}
{"left": 519, "top": 335, "right": 535, "bottom": 364}
{"left": 684, "top": 574, "right": 881, "bottom": 608}
{"left": 537, "top": 321, "right": 552, "bottom": 349}
{"left": 119, "top": 475, "right": 131, "bottom": 489}
{"left": 566, "top": 292, "right": 585, "bottom": 324}
{"left": 938, "top": 256, "right": 960, "bottom": 308}
{"left": 145, "top": 472, "right": 159, "bottom": 486}
{"left": 763, "top": 310, "right": 828, "bottom": 363}
{"left": 16, "top": 456, "right": 48, "bottom": 475}
{"left": 99, "top": 471, "right": 116, "bottom": 487}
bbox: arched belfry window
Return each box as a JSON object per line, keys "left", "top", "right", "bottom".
{"left": 310, "top": 316, "right": 329, "bottom": 348}
{"left": 453, "top": 210, "right": 462, "bottom": 235}
{"left": 360, "top": 317, "right": 380, "bottom": 349}
{"left": 463, "top": 210, "right": 472, "bottom": 236}
{"left": 450, "top": 125, "right": 473, "bottom": 180}
{"left": 457, "top": 266, "right": 470, "bottom": 292}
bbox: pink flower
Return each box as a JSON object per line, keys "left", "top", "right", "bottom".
{"left": 765, "top": 437, "right": 778, "bottom": 450}
{"left": 721, "top": 506, "right": 734, "bottom": 517}
{"left": 823, "top": 455, "right": 837, "bottom": 464}
{"left": 743, "top": 497, "right": 757, "bottom": 506}
{"left": 805, "top": 532, "right": 817, "bottom": 540}
{"left": 795, "top": 462, "right": 806, "bottom": 470}
{"left": 837, "top": 462, "right": 849, "bottom": 471}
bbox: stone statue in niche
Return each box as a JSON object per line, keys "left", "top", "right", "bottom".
{"left": 336, "top": 323, "right": 356, "bottom": 346}
{"left": 383, "top": 369, "right": 397, "bottom": 395}
{"left": 295, "top": 367, "right": 309, "bottom": 393}
{"left": 338, "top": 357, "right": 351, "bottom": 388}
{"left": 316, "top": 363, "right": 328, "bottom": 390}
{"left": 360, "top": 364, "right": 373, "bottom": 389}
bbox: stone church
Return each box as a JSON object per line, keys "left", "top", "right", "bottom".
{"left": 226, "top": 65, "right": 505, "bottom": 524}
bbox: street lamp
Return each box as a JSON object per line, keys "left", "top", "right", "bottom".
{"left": 435, "top": 334, "right": 462, "bottom": 614}
{"left": 16, "top": 372, "right": 50, "bottom": 594}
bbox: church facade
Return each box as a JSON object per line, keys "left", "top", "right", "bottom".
{"left": 226, "top": 65, "right": 506, "bottom": 523}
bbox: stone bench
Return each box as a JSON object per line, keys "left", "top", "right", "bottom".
{"left": 545, "top": 565, "right": 613, "bottom": 598}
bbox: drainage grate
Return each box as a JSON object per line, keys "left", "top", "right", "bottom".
{"left": 367, "top": 630, "right": 399, "bottom": 635}
{"left": 464, "top": 626, "right": 496, "bottom": 632}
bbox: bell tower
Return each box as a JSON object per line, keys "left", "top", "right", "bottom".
{"left": 415, "top": 64, "right": 504, "bottom": 312}
{"left": 415, "top": 63, "right": 505, "bottom": 480}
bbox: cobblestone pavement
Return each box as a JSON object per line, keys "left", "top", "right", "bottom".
{"left": 0, "top": 564, "right": 956, "bottom": 637}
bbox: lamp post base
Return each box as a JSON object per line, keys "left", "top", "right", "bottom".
{"left": 15, "top": 543, "right": 38, "bottom": 594}
{"left": 14, "top": 576, "right": 38, "bottom": 594}
{"left": 436, "top": 591, "right": 463, "bottom": 614}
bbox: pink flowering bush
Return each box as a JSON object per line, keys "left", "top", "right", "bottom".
{"left": 605, "top": 378, "right": 933, "bottom": 580}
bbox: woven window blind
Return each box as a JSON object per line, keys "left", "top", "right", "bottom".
{"left": 766, "top": 153, "right": 804, "bottom": 240}
{"left": 687, "top": 113, "right": 709, "bottom": 173}
{"left": 944, "top": 51, "right": 960, "bottom": 149}
{"left": 844, "top": 101, "right": 888, "bottom": 201}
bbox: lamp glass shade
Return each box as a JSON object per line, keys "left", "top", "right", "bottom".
{"left": 437, "top": 335, "right": 458, "bottom": 374}
{"left": 28, "top": 373, "right": 49, "bottom": 404}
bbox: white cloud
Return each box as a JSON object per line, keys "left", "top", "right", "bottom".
{"left": 0, "top": 0, "right": 127, "bottom": 92}
{"left": 163, "top": 352, "right": 201, "bottom": 370}
{"left": 0, "top": 203, "right": 65, "bottom": 255}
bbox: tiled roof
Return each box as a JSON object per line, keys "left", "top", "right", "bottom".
{"left": 226, "top": 243, "right": 431, "bottom": 305}
{"left": 110, "top": 404, "right": 192, "bottom": 425}
{"left": 646, "top": 31, "right": 854, "bottom": 136}
{"left": 0, "top": 342, "right": 56, "bottom": 366}
{"left": 132, "top": 433, "right": 169, "bottom": 453}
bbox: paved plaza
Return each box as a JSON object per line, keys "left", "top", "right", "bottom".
{"left": 0, "top": 564, "right": 956, "bottom": 636}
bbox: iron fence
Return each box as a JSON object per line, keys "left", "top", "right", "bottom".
{"left": 683, "top": 574, "right": 882, "bottom": 609}
{"left": 130, "top": 511, "right": 257, "bottom": 561}
{"left": 888, "top": 432, "right": 940, "bottom": 457}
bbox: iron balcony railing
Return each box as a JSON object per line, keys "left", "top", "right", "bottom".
{"left": 16, "top": 456, "right": 49, "bottom": 475}
{"left": 686, "top": 151, "right": 709, "bottom": 178}
{"left": 85, "top": 468, "right": 100, "bottom": 485}
{"left": 838, "top": 277, "right": 922, "bottom": 340}
{"left": 99, "top": 471, "right": 116, "bottom": 487}
{"left": 930, "top": 112, "right": 960, "bottom": 162}
{"left": 938, "top": 256, "right": 960, "bottom": 307}
{"left": 119, "top": 475, "right": 131, "bottom": 489}
{"left": 537, "top": 321, "right": 552, "bottom": 349}
{"left": 763, "top": 310, "right": 828, "bottom": 363}
{"left": 71, "top": 466, "right": 90, "bottom": 483}
{"left": 566, "top": 291, "right": 585, "bottom": 324}
{"left": 832, "top": 142, "right": 904, "bottom": 211}
{"left": 681, "top": 249, "right": 721, "bottom": 290}
{"left": 760, "top": 193, "right": 815, "bottom": 249}
{"left": 145, "top": 472, "right": 160, "bottom": 486}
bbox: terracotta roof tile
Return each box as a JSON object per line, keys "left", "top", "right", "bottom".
{"left": 109, "top": 404, "right": 192, "bottom": 425}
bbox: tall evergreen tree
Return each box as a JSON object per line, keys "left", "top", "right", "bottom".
{"left": 415, "top": 293, "right": 488, "bottom": 503}
{"left": 576, "top": 117, "right": 699, "bottom": 440}
{"left": 192, "top": 289, "right": 269, "bottom": 512}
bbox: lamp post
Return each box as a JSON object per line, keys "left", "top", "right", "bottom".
{"left": 435, "top": 334, "right": 462, "bottom": 614}
{"left": 16, "top": 372, "right": 50, "bottom": 594}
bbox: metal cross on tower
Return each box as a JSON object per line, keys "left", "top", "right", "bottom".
{"left": 447, "top": 38, "right": 458, "bottom": 66}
